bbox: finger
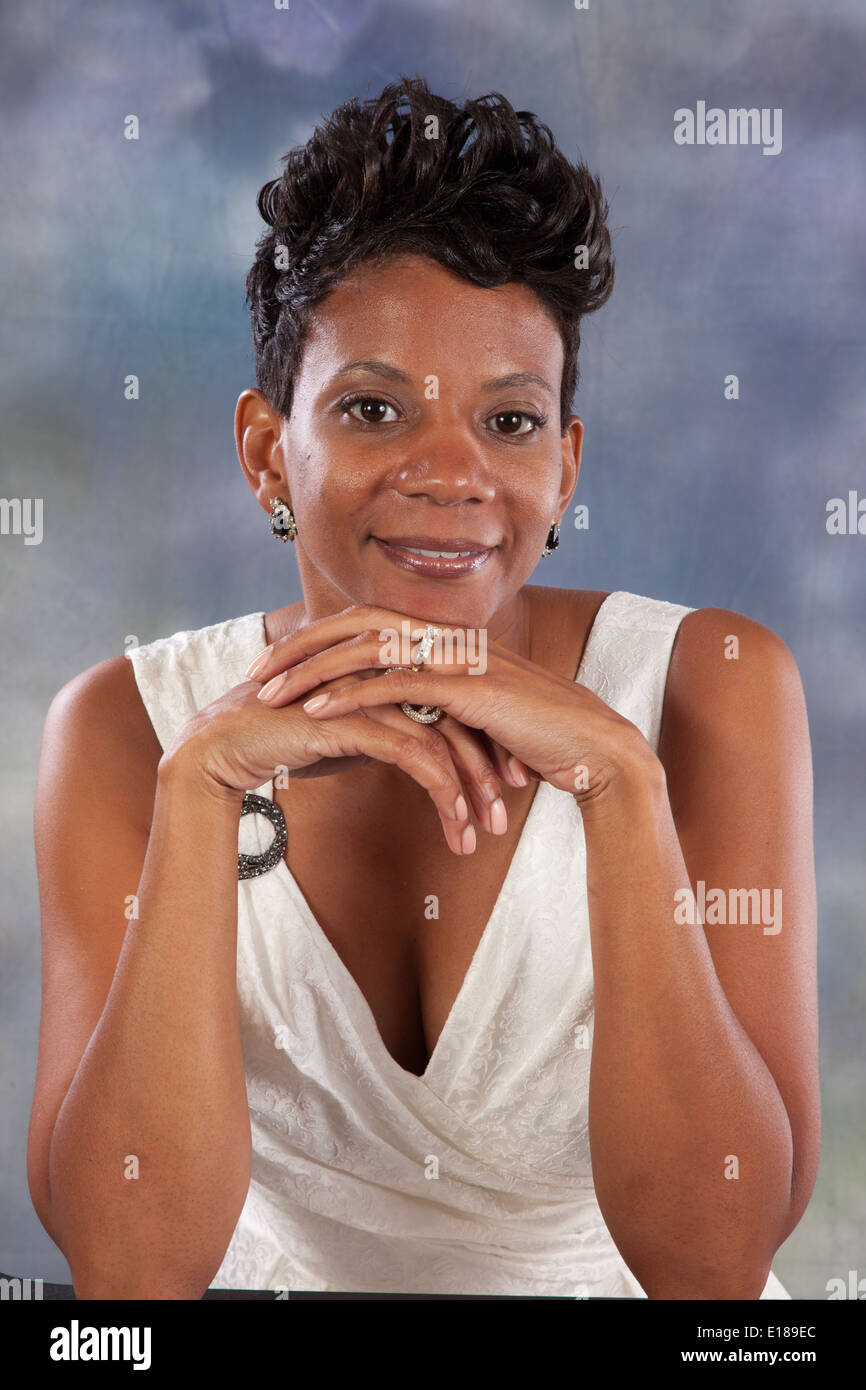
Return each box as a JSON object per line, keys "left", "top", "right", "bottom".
{"left": 255, "top": 629, "right": 466, "bottom": 707}
{"left": 312, "top": 712, "right": 476, "bottom": 856}
{"left": 301, "top": 669, "right": 474, "bottom": 727}
{"left": 360, "top": 705, "right": 477, "bottom": 856}
{"left": 484, "top": 734, "right": 532, "bottom": 789}
{"left": 245, "top": 604, "right": 441, "bottom": 685}
{"left": 435, "top": 717, "right": 508, "bottom": 835}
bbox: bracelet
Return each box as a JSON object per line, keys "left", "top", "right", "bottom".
{"left": 238, "top": 792, "right": 288, "bottom": 879}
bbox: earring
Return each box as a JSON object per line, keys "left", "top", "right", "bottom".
{"left": 270, "top": 496, "right": 297, "bottom": 542}
{"left": 541, "top": 518, "right": 560, "bottom": 557}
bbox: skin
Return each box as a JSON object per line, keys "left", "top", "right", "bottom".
{"left": 234, "top": 251, "right": 605, "bottom": 1074}
{"left": 239, "top": 251, "right": 580, "bottom": 641}
{"left": 27, "top": 250, "right": 818, "bottom": 1300}
{"left": 234, "top": 252, "right": 819, "bottom": 1297}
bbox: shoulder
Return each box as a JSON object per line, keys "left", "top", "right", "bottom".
{"left": 670, "top": 604, "right": 799, "bottom": 677}
{"left": 662, "top": 606, "right": 806, "bottom": 754}
{"left": 39, "top": 656, "right": 163, "bottom": 838}
{"left": 658, "top": 604, "right": 811, "bottom": 817}
{"left": 46, "top": 653, "right": 158, "bottom": 750}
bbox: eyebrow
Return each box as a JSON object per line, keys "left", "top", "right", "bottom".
{"left": 332, "top": 359, "right": 555, "bottom": 400}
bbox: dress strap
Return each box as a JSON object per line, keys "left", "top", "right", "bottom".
{"left": 124, "top": 611, "right": 266, "bottom": 753}
{"left": 576, "top": 591, "right": 695, "bottom": 750}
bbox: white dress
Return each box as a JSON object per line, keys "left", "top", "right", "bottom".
{"left": 125, "top": 590, "right": 790, "bottom": 1298}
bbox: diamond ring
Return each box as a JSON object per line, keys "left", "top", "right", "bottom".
{"left": 384, "top": 664, "right": 443, "bottom": 725}
{"left": 411, "top": 623, "right": 441, "bottom": 667}
{"left": 399, "top": 702, "right": 443, "bottom": 725}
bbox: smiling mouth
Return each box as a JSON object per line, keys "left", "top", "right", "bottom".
{"left": 400, "top": 545, "right": 476, "bottom": 558}
{"left": 373, "top": 536, "right": 496, "bottom": 578}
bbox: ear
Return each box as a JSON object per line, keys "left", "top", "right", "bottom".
{"left": 556, "top": 414, "right": 584, "bottom": 518}
{"left": 235, "top": 389, "right": 289, "bottom": 514}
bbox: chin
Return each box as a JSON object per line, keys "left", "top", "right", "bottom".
{"left": 369, "top": 584, "right": 497, "bottom": 630}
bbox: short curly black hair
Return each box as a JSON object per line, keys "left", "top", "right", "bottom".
{"left": 246, "top": 74, "right": 615, "bottom": 434}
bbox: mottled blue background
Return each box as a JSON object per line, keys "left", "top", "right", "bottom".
{"left": 1, "top": 0, "right": 863, "bottom": 1296}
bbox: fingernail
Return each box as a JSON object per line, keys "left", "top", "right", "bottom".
{"left": 453, "top": 793, "right": 468, "bottom": 821}
{"left": 507, "top": 756, "right": 530, "bottom": 786}
{"left": 245, "top": 647, "right": 273, "bottom": 680}
{"left": 258, "top": 673, "right": 287, "bottom": 702}
{"left": 461, "top": 824, "right": 476, "bottom": 855}
{"left": 303, "top": 693, "right": 330, "bottom": 713}
{"left": 489, "top": 797, "right": 507, "bottom": 834}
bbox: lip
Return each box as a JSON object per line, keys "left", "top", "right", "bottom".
{"left": 373, "top": 536, "right": 496, "bottom": 578}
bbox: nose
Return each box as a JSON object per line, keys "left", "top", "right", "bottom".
{"left": 392, "top": 428, "right": 497, "bottom": 505}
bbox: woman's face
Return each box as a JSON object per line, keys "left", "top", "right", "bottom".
{"left": 239, "top": 252, "right": 583, "bottom": 634}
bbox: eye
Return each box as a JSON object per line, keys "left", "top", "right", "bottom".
{"left": 487, "top": 410, "right": 547, "bottom": 437}
{"left": 340, "top": 394, "right": 399, "bottom": 425}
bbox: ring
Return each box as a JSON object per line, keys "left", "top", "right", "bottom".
{"left": 411, "top": 623, "right": 441, "bottom": 666}
{"left": 400, "top": 702, "right": 443, "bottom": 725}
{"left": 384, "top": 665, "right": 443, "bottom": 725}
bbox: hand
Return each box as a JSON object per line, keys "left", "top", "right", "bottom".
{"left": 248, "top": 604, "right": 658, "bottom": 805}
{"left": 244, "top": 645, "right": 524, "bottom": 843}
{"left": 160, "top": 669, "right": 483, "bottom": 856}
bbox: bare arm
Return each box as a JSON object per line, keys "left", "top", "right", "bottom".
{"left": 30, "top": 647, "right": 489, "bottom": 1298}
{"left": 583, "top": 609, "right": 819, "bottom": 1299}
{"left": 29, "top": 659, "right": 250, "bottom": 1299}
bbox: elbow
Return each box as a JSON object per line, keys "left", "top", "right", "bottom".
{"left": 62, "top": 1231, "right": 230, "bottom": 1301}
{"left": 70, "top": 1260, "right": 212, "bottom": 1301}
{"left": 67, "top": 1232, "right": 221, "bottom": 1300}
{"left": 700, "top": 1260, "right": 774, "bottom": 1301}
{"left": 640, "top": 1254, "right": 774, "bottom": 1301}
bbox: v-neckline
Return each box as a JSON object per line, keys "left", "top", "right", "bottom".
{"left": 252, "top": 595, "right": 613, "bottom": 1090}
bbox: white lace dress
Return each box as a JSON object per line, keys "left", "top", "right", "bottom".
{"left": 125, "top": 590, "right": 790, "bottom": 1298}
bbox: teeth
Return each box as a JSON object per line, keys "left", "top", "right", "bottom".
{"left": 404, "top": 547, "right": 475, "bottom": 558}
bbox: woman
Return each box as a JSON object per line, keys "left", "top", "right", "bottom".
{"left": 28, "top": 76, "right": 818, "bottom": 1299}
